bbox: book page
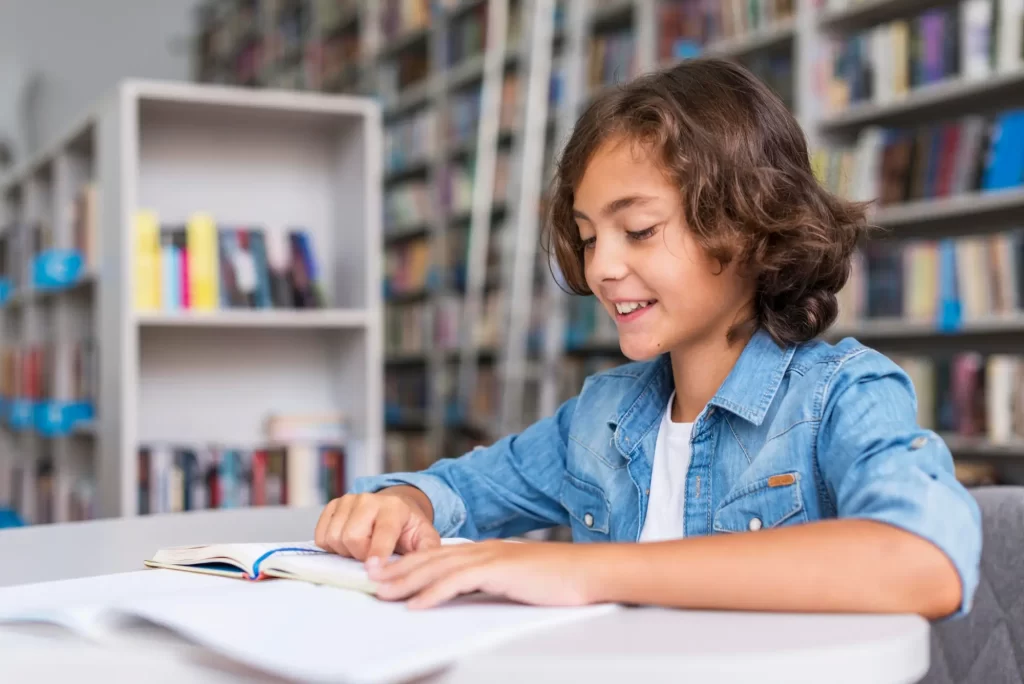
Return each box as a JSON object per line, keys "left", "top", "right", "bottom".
{"left": 115, "top": 579, "right": 617, "bottom": 684}
{"left": 0, "top": 570, "right": 241, "bottom": 638}
{"left": 150, "top": 541, "right": 324, "bottom": 576}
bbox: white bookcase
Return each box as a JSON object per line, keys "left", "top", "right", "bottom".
{"left": 0, "top": 80, "right": 383, "bottom": 523}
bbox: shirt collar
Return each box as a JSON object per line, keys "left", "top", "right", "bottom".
{"left": 609, "top": 329, "right": 796, "bottom": 449}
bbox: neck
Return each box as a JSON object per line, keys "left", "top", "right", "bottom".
{"left": 668, "top": 328, "right": 753, "bottom": 423}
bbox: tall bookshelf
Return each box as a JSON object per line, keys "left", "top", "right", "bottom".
{"left": 192, "top": 0, "right": 1024, "bottom": 478}
{"left": 0, "top": 80, "right": 383, "bottom": 523}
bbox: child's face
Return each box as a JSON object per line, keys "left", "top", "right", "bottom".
{"left": 573, "top": 137, "right": 754, "bottom": 360}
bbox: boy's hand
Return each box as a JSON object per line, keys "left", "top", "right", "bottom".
{"left": 315, "top": 487, "right": 441, "bottom": 561}
{"left": 366, "top": 540, "right": 600, "bottom": 609}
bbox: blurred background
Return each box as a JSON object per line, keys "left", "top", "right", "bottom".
{"left": 0, "top": 0, "right": 1022, "bottom": 528}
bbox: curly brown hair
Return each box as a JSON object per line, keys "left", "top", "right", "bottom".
{"left": 547, "top": 57, "right": 869, "bottom": 346}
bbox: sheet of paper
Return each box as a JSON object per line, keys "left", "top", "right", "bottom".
{"left": 0, "top": 570, "right": 248, "bottom": 637}
{"left": 113, "top": 579, "right": 617, "bottom": 684}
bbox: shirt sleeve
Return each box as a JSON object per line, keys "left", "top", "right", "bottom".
{"left": 350, "top": 397, "right": 577, "bottom": 539}
{"left": 816, "top": 348, "right": 982, "bottom": 619}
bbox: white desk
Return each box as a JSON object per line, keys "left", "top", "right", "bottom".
{"left": 0, "top": 509, "right": 931, "bottom": 683}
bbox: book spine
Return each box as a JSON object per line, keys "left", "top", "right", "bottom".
{"left": 187, "top": 213, "right": 219, "bottom": 311}
{"left": 133, "top": 211, "right": 161, "bottom": 311}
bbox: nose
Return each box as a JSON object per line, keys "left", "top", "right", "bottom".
{"left": 587, "top": 235, "right": 629, "bottom": 284}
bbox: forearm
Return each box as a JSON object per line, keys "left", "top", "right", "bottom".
{"left": 585, "top": 520, "right": 962, "bottom": 619}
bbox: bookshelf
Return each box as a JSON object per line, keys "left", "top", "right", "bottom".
{"left": 0, "top": 80, "right": 383, "bottom": 524}
{"left": 189, "top": 0, "right": 1024, "bottom": 480}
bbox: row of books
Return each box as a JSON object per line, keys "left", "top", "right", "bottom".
{"left": 657, "top": 0, "right": 796, "bottom": 62}
{"left": 386, "top": 367, "right": 430, "bottom": 423}
{"left": 195, "top": 0, "right": 360, "bottom": 90}
{"left": 0, "top": 182, "right": 98, "bottom": 291}
{"left": 836, "top": 230, "right": 1024, "bottom": 326}
{"left": 380, "top": 0, "right": 431, "bottom": 43}
{"left": 0, "top": 339, "right": 97, "bottom": 403}
{"left": 384, "top": 286, "right": 508, "bottom": 355}
{"left": 385, "top": 179, "right": 434, "bottom": 233}
{"left": 378, "top": 50, "right": 431, "bottom": 100}
{"left": 137, "top": 442, "right": 348, "bottom": 515}
{"left": 813, "top": 111, "right": 1024, "bottom": 206}
{"left": 385, "top": 433, "right": 432, "bottom": 473}
{"left": 133, "top": 212, "right": 324, "bottom": 312}
{"left": 892, "top": 353, "right": 1024, "bottom": 444}
{"left": 445, "top": 0, "right": 487, "bottom": 67}
{"left": 385, "top": 108, "right": 437, "bottom": 174}
{"left": 385, "top": 237, "right": 431, "bottom": 297}
{"left": 316, "top": 17, "right": 361, "bottom": 93}
{"left": 442, "top": 153, "right": 511, "bottom": 216}
{"left": 589, "top": 30, "right": 637, "bottom": 91}
{"left": 14, "top": 455, "right": 98, "bottom": 524}
{"left": 819, "top": 0, "right": 1024, "bottom": 115}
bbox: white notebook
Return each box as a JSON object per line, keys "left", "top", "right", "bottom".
{"left": 0, "top": 567, "right": 618, "bottom": 683}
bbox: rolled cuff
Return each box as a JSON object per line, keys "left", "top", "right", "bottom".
{"left": 350, "top": 472, "right": 468, "bottom": 538}
{"left": 841, "top": 463, "right": 982, "bottom": 619}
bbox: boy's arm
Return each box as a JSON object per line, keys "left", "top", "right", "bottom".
{"left": 350, "top": 397, "right": 577, "bottom": 538}
{"left": 590, "top": 351, "right": 981, "bottom": 619}
{"left": 371, "top": 353, "right": 980, "bottom": 619}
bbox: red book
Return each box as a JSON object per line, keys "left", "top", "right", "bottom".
{"left": 180, "top": 244, "right": 190, "bottom": 309}
{"left": 251, "top": 450, "right": 267, "bottom": 506}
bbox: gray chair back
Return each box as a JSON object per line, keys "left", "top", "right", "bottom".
{"left": 923, "top": 486, "right": 1024, "bottom": 684}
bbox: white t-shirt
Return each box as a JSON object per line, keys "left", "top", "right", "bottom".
{"left": 638, "top": 392, "right": 693, "bottom": 542}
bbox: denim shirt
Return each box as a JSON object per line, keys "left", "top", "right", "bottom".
{"left": 353, "top": 330, "right": 983, "bottom": 616}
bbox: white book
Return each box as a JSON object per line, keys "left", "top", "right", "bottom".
{"left": 961, "top": 0, "right": 994, "bottom": 79}
{"left": 998, "top": 0, "right": 1024, "bottom": 72}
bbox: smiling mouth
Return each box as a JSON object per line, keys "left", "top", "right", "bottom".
{"left": 613, "top": 300, "right": 656, "bottom": 322}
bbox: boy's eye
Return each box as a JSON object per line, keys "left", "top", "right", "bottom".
{"left": 627, "top": 226, "right": 657, "bottom": 242}
{"left": 580, "top": 236, "right": 596, "bottom": 251}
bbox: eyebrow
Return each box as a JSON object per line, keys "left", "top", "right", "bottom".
{"left": 572, "top": 195, "right": 657, "bottom": 222}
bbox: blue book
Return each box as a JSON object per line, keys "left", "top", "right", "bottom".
{"left": 937, "top": 238, "right": 962, "bottom": 331}
{"left": 982, "top": 111, "right": 1024, "bottom": 191}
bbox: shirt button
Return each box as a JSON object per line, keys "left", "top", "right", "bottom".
{"left": 583, "top": 513, "right": 594, "bottom": 528}
{"left": 910, "top": 436, "right": 928, "bottom": 450}
{"left": 748, "top": 517, "right": 763, "bottom": 532}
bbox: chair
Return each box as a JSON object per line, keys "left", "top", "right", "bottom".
{"left": 923, "top": 486, "right": 1024, "bottom": 684}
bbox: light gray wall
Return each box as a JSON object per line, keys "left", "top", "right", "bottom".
{"left": 0, "top": 0, "right": 201, "bottom": 161}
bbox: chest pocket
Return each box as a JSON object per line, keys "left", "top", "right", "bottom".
{"left": 559, "top": 472, "right": 610, "bottom": 542}
{"left": 713, "top": 472, "right": 808, "bottom": 533}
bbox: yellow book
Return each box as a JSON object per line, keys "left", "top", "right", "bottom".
{"left": 133, "top": 210, "right": 161, "bottom": 311}
{"left": 187, "top": 213, "right": 219, "bottom": 310}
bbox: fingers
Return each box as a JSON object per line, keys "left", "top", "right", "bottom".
{"left": 321, "top": 494, "right": 357, "bottom": 556}
{"left": 407, "top": 567, "right": 485, "bottom": 610}
{"left": 366, "top": 506, "right": 404, "bottom": 562}
{"left": 340, "top": 497, "right": 381, "bottom": 560}
{"left": 373, "top": 551, "right": 481, "bottom": 602}
{"left": 411, "top": 523, "right": 442, "bottom": 552}
{"left": 314, "top": 498, "right": 338, "bottom": 550}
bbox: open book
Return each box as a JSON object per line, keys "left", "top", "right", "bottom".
{"left": 144, "top": 539, "right": 472, "bottom": 594}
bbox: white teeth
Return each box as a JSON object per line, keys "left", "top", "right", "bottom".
{"left": 615, "top": 301, "right": 653, "bottom": 314}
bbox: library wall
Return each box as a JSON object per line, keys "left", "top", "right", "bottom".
{"left": 0, "top": 0, "right": 200, "bottom": 159}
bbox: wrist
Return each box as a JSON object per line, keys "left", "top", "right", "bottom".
{"left": 574, "top": 542, "right": 629, "bottom": 604}
{"left": 383, "top": 485, "right": 435, "bottom": 522}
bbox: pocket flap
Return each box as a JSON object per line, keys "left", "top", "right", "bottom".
{"left": 713, "top": 472, "right": 805, "bottom": 533}
{"left": 559, "top": 473, "right": 610, "bottom": 534}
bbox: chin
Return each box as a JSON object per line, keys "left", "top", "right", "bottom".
{"left": 617, "top": 338, "right": 666, "bottom": 362}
